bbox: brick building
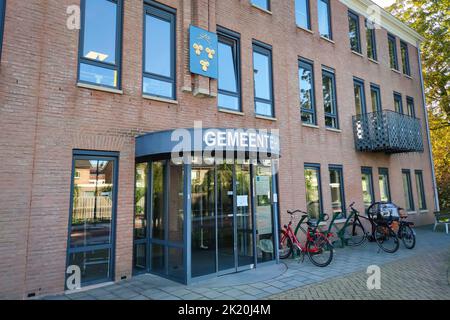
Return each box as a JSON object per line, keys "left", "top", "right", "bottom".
{"left": 0, "top": 0, "right": 438, "bottom": 299}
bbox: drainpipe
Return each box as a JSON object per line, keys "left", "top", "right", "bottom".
{"left": 417, "top": 45, "right": 440, "bottom": 212}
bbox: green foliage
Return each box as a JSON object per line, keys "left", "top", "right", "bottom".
{"left": 387, "top": 1, "right": 450, "bottom": 209}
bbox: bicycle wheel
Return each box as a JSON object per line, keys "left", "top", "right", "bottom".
{"left": 279, "top": 230, "right": 293, "bottom": 259}
{"left": 307, "top": 233, "right": 333, "bottom": 267}
{"left": 400, "top": 225, "right": 416, "bottom": 249}
{"left": 374, "top": 224, "right": 399, "bottom": 253}
{"left": 344, "top": 222, "right": 367, "bottom": 247}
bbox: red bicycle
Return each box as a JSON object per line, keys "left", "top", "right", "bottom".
{"left": 279, "top": 210, "right": 334, "bottom": 267}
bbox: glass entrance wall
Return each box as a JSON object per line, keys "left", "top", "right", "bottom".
{"left": 134, "top": 157, "right": 279, "bottom": 284}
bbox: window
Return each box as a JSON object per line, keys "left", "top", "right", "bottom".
{"left": 295, "top": 0, "right": 311, "bottom": 30}
{"left": 370, "top": 84, "right": 382, "bottom": 112}
{"left": 406, "top": 96, "right": 415, "bottom": 118}
{"left": 388, "top": 34, "right": 398, "bottom": 70}
{"left": 253, "top": 42, "right": 274, "bottom": 117}
{"left": 394, "top": 92, "right": 403, "bottom": 114}
{"left": 400, "top": 41, "right": 411, "bottom": 76}
{"left": 304, "top": 164, "right": 323, "bottom": 219}
{"left": 361, "top": 167, "right": 374, "bottom": 210}
{"left": 415, "top": 170, "right": 427, "bottom": 210}
{"left": 322, "top": 68, "right": 338, "bottom": 128}
{"left": 348, "top": 11, "right": 361, "bottom": 53}
{"left": 217, "top": 27, "right": 241, "bottom": 111}
{"left": 67, "top": 150, "right": 118, "bottom": 287}
{"left": 143, "top": 2, "right": 176, "bottom": 100}
{"left": 318, "top": 0, "right": 332, "bottom": 40}
{"left": 329, "top": 165, "right": 346, "bottom": 219}
{"left": 299, "top": 59, "right": 316, "bottom": 124}
{"left": 366, "top": 19, "right": 377, "bottom": 60}
{"left": 251, "top": 0, "right": 270, "bottom": 11}
{"left": 378, "top": 168, "right": 391, "bottom": 202}
{"left": 78, "top": 0, "right": 122, "bottom": 89}
{"left": 402, "top": 169, "right": 415, "bottom": 211}
{"left": 353, "top": 78, "right": 366, "bottom": 115}
{"left": 0, "top": 0, "right": 5, "bottom": 60}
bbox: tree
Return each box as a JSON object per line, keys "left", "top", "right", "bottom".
{"left": 387, "top": 1, "right": 450, "bottom": 209}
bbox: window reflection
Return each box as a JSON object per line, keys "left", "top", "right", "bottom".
{"left": 323, "top": 69, "right": 338, "bottom": 128}
{"left": 295, "top": 0, "right": 310, "bottom": 30}
{"left": 299, "top": 60, "right": 315, "bottom": 124}
{"left": 329, "top": 167, "right": 345, "bottom": 218}
{"left": 361, "top": 169, "right": 374, "bottom": 210}
{"left": 218, "top": 34, "right": 240, "bottom": 111}
{"left": 318, "top": 0, "right": 331, "bottom": 39}
{"left": 304, "top": 166, "right": 322, "bottom": 219}
{"left": 253, "top": 45, "right": 273, "bottom": 117}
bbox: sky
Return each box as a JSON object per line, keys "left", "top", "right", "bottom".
{"left": 371, "top": 0, "right": 396, "bottom": 7}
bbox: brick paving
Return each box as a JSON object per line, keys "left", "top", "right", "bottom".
{"left": 44, "top": 226, "right": 450, "bottom": 300}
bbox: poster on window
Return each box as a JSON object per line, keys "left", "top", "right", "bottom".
{"left": 255, "top": 176, "right": 270, "bottom": 196}
{"left": 256, "top": 205, "right": 272, "bottom": 235}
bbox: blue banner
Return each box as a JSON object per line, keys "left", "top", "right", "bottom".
{"left": 189, "top": 25, "right": 218, "bottom": 79}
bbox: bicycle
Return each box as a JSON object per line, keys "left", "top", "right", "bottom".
{"left": 394, "top": 207, "right": 416, "bottom": 249}
{"left": 325, "top": 206, "right": 367, "bottom": 248}
{"left": 349, "top": 202, "right": 400, "bottom": 253}
{"left": 279, "top": 210, "right": 334, "bottom": 267}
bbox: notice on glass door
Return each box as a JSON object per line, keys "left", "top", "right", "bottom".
{"left": 256, "top": 176, "right": 270, "bottom": 195}
{"left": 237, "top": 195, "right": 248, "bottom": 207}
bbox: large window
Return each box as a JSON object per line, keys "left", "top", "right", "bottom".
{"left": 0, "top": 0, "right": 5, "bottom": 59}
{"left": 400, "top": 40, "right": 411, "bottom": 76}
{"left": 251, "top": 0, "right": 270, "bottom": 11}
{"left": 143, "top": 2, "right": 176, "bottom": 100}
{"left": 406, "top": 96, "right": 415, "bottom": 118}
{"left": 366, "top": 19, "right": 377, "bottom": 61}
{"left": 78, "top": 0, "right": 122, "bottom": 89}
{"left": 402, "top": 169, "right": 415, "bottom": 211}
{"left": 394, "top": 92, "right": 403, "bottom": 114}
{"left": 388, "top": 34, "right": 399, "bottom": 70}
{"left": 322, "top": 68, "right": 338, "bottom": 129}
{"left": 378, "top": 168, "right": 391, "bottom": 202}
{"left": 67, "top": 150, "right": 118, "bottom": 287}
{"left": 415, "top": 170, "right": 427, "bottom": 211}
{"left": 217, "top": 28, "right": 241, "bottom": 111}
{"left": 353, "top": 78, "right": 366, "bottom": 115}
{"left": 370, "top": 84, "right": 382, "bottom": 112}
{"left": 348, "top": 11, "right": 361, "bottom": 53}
{"left": 299, "top": 58, "right": 316, "bottom": 124}
{"left": 253, "top": 42, "right": 274, "bottom": 117}
{"left": 304, "top": 164, "right": 323, "bottom": 219}
{"left": 318, "top": 0, "right": 332, "bottom": 40}
{"left": 295, "top": 0, "right": 311, "bottom": 30}
{"left": 329, "top": 165, "right": 346, "bottom": 219}
{"left": 361, "top": 167, "right": 374, "bottom": 210}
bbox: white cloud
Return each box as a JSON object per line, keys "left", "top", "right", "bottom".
{"left": 371, "top": 0, "right": 396, "bottom": 7}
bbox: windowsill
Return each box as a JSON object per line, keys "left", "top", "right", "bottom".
{"left": 368, "top": 58, "right": 379, "bottom": 64}
{"left": 404, "top": 74, "right": 413, "bottom": 80}
{"left": 391, "top": 68, "right": 401, "bottom": 74}
{"left": 302, "top": 123, "right": 319, "bottom": 129}
{"left": 296, "top": 25, "right": 314, "bottom": 34}
{"left": 320, "top": 36, "right": 335, "bottom": 44}
{"left": 351, "top": 50, "right": 364, "bottom": 58}
{"left": 142, "top": 94, "right": 178, "bottom": 105}
{"left": 255, "top": 114, "right": 277, "bottom": 121}
{"left": 326, "top": 127, "right": 341, "bottom": 133}
{"left": 251, "top": 4, "right": 272, "bottom": 15}
{"left": 77, "top": 82, "right": 123, "bottom": 95}
{"left": 218, "top": 108, "right": 245, "bottom": 116}
{"left": 407, "top": 211, "right": 417, "bottom": 215}
{"left": 420, "top": 210, "right": 429, "bottom": 214}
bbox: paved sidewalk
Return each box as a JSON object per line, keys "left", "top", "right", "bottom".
{"left": 45, "top": 226, "right": 450, "bottom": 300}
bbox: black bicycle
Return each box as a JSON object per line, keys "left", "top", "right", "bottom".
{"left": 396, "top": 207, "right": 416, "bottom": 249}
{"left": 345, "top": 202, "right": 400, "bottom": 253}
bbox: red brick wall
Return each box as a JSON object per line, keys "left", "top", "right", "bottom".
{"left": 0, "top": 0, "right": 436, "bottom": 299}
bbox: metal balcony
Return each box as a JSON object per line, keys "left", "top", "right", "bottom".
{"left": 352, "top": 110, "right": 424, "bottom": 154}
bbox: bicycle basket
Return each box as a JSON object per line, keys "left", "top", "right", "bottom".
{"left": 367, "top": 202, "right": 400, "bottom": 222}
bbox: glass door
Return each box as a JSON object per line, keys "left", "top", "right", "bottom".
{"left": 217, "top": 163, "right": 235, "bottom": 273}
{"left": 236, "top": 161, "right": 254, "bottom": 269}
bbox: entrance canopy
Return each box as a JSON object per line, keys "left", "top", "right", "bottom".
{"left": 136, "top": 128, "right": 281, "bottom": 159}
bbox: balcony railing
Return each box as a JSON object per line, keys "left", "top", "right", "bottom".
{"left": 352, "top": 110, "right": 424, "bottom": 154}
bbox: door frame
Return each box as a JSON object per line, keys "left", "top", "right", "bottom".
{"left": 66, "top": 150, "right": 119, "bottom": 289}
